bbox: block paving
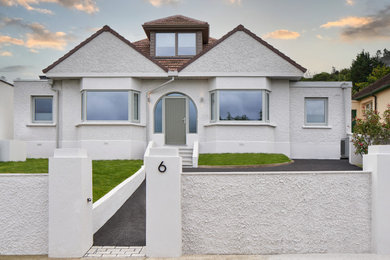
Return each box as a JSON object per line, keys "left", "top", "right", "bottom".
{"left": 85, "top": 246, "right": 145, "bottom": 258}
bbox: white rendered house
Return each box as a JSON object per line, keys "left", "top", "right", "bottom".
{"left": 13, "top": 15, "right": 352, "bottom": 162}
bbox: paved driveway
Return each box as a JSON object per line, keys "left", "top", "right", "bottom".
{"left": 93, "top": 181, "right": 145, "bottom": 246}
{"left": 184, "top": 159, "right": 362, "bottom": 172}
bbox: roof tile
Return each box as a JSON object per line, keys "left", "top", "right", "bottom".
{"left": 353, "top": 72, "right": 390, "bottom": 100}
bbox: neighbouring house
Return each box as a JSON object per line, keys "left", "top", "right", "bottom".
{"left": 0, "top": 79, "right": 13, "bottom": 140}
{"left": 13, "top": 15, "right": 352, "bottom": 164}
{"left": 352, "top": 72, "right": 390, "bottom": 125}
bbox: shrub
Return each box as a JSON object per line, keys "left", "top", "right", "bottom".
{"left": 352, "top": 105, "right": 390, "bottom": 155}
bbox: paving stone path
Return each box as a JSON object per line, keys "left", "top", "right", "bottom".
{"left": 85, "top": 246, "right": 145, "bottom": 258}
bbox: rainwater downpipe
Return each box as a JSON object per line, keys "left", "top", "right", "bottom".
{"left": 145, "top": 76, "right": 176, "bottom": 144}
{"left": 340, "top": 82, "right": 351, "bottom": 136}
{"left": 49, "top": 79, "right": 60, "bottom": 148}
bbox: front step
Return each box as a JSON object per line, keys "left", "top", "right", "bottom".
{"left": 179, "top": 147, "right": 193, "bottom": 167}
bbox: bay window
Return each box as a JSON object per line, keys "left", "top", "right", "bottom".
{"left": 81, "top": 90, "right": 140, "bottom": 122}
{"left": 210, "top": 90, "right": 269, "bottom": 122}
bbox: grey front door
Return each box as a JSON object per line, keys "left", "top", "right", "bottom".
{"left": 165, "top": 98, "right": 186, "bottom": 145}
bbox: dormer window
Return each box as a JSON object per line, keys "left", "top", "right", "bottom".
{"left": 155, "top": 32, "right": 196, "bottom": 57}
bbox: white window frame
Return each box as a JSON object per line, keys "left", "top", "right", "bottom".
{"left": 210, "top": 89, "right": 270, "bottom": 122}
{"left": 155, "top": 32, "right": 197, "bottom": 57}
{"left": 304, "top": 97, "right": 328, "bottom": 126}
{"left": 32, "top": 96, "right": 53, "bottom": 123}
{"left": 81, "top": 90, "right": 140, "bottom": 123}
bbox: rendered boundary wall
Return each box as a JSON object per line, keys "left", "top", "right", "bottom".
{"left": 182, "top": 171, "right": 371, "bottom": 255}
{"left": 0, "top": 174, "right": 48, "bottom": 255}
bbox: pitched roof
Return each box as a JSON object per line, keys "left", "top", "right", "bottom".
{"left": 353, "top": 73, "right": 390, "bottom": 100}
{"left": 143, "top": 15, "right": 208, "bottom": 26}
{"left": 0, "top": 79, "right": 13, "bottom": 87}
{"left": 142, "top": 15, "right": 209, "bottom": 43}
{"left": 178, "top": 24, "right": 306, "bottom": 73}
{"left": 42, "top": 25, "right": 168, "bottom": 73}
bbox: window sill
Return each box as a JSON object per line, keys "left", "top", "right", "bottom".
{"left": 302, "top": 125, "right": 332, "bottom": 129}
{"left": 204, "top": 122, "right": 276, "bottom": 127}
{"left": 75, "top": 122, "right": 146, "bottom": 127}
{"left": 26, "top": 123, "right": 56, "bottom": 127}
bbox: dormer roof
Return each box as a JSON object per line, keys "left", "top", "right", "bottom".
{"left": 142, "top": 15, "right": 209, "bottom": 44}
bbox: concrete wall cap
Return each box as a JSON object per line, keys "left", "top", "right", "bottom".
{"left": 53, "top": 148, "right": 88, "bottom": 158}
{"left": 368, "top": 145, "right": 390, "bottom": 154}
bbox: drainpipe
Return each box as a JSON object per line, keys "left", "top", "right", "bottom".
{"left": 145, "top": 75, "right": 176, "bottom": 144}
{"left": 49, "top": 79, "right": 60, "bottom": 149}
{"left": 340, "top": 82, "right": 351, "bottom": 136}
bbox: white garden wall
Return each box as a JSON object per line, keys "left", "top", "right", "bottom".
{"left": 182, "top": 171, "right": 371, "bottom": 255}
{"left": 0, "top": 174, "right": 48, "bottom": 255}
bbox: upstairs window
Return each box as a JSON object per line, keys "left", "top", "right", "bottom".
{"left": 155, "top": 32, "right": 196, "bottom": 57}
{"left": 155, "top": 33, "right": 175, "bottom": 56}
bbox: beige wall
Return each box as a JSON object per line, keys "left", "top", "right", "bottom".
{"left": 0, "top": 82, "right": 14, "bottom": 139}
{"left": 352, "top": 87, "right": 390, "bottom": 120}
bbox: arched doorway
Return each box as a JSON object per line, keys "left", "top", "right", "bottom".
{"left": 154, "top": 92, "right": 197, "bottom": 145}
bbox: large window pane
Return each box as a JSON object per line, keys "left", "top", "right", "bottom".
{"left": 178, "top": 33, "right": 196, "bottom": 55}
{"left": 219, "top": 91, "right": 263, "bottom": 120}
{"left": 34, "top": 97, "right": 53, "bottom": 121}
{"left": 156, "top": 33, "right": 175, "bottom": 56}
{"left": 86, "top": 92, "right": 128, "bottom": 120}
{"left": 154, "top": 99, "right": 163, "bottom": 133}
{"left": 305, "top": 98, "right": 327, "bottom": 124}
{"left": 189, "top": 99, "right": 197, "bottom": 133}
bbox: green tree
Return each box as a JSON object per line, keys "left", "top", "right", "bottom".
{"left": 350, "top": 51, "right": 374, "bottom": 91}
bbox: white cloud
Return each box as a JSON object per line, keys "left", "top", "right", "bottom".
{"left": 1, "top": 18, "right": 73, "bottom": 50}
{"left": 346, "top": 0, "right": 355, "bottom": 6}
{"left": 321, "top": 16, "right": 372, "bottom": 28}
{"left": 0, "top": 51, "right": 12, "bottom": 56}
{"left": 316, "top": 34, "right": 323, "bottom": 39}
{"left": 0, "top": 0, "right": 99, "bottom": 14}
{"left": 263, "top": 29, "right": 300, "bottom": 40}
{"left": 147, "top": 0, "right": 180, "bottom": 7}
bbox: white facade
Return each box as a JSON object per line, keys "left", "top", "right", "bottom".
{"left": 0, "top": 80, "right": 14, "bottom": 139}
{"left": 13, "top": 22, "right": 352, "bottom": 160}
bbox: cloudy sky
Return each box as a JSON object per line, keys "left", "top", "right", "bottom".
{"left": 0, "top": 0, "right": 389, "bottom": 81}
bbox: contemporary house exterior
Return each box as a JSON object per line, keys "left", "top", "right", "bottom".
{"left": 13, "top": 15, "right": 352, "bottom": 162}
{"left": 352, "top": 72, "right": 390, "bottom": 122}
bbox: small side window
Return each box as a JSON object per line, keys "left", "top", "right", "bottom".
{"left": 133, "top": 92, "right": 140, "bottom": 122}
{"left": 305, "top": 97, "right": 328, "bottom": 125}
{"left": 32, "top": 96, "right": 53, "bottom": 123}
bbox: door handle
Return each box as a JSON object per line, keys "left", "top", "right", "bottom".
{"left": 182, "top": 117, "right": 186, "bottom": 123}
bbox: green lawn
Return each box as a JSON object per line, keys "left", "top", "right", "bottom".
{"left": 198, "top": 153, "right": 291, "bottom": 166}
{"left": 0, "top": 158, "right": 143, "bottom": 202}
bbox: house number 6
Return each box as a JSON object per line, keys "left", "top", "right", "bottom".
{"left": 158, "top": 161, "right": 167, "bottom": 173}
